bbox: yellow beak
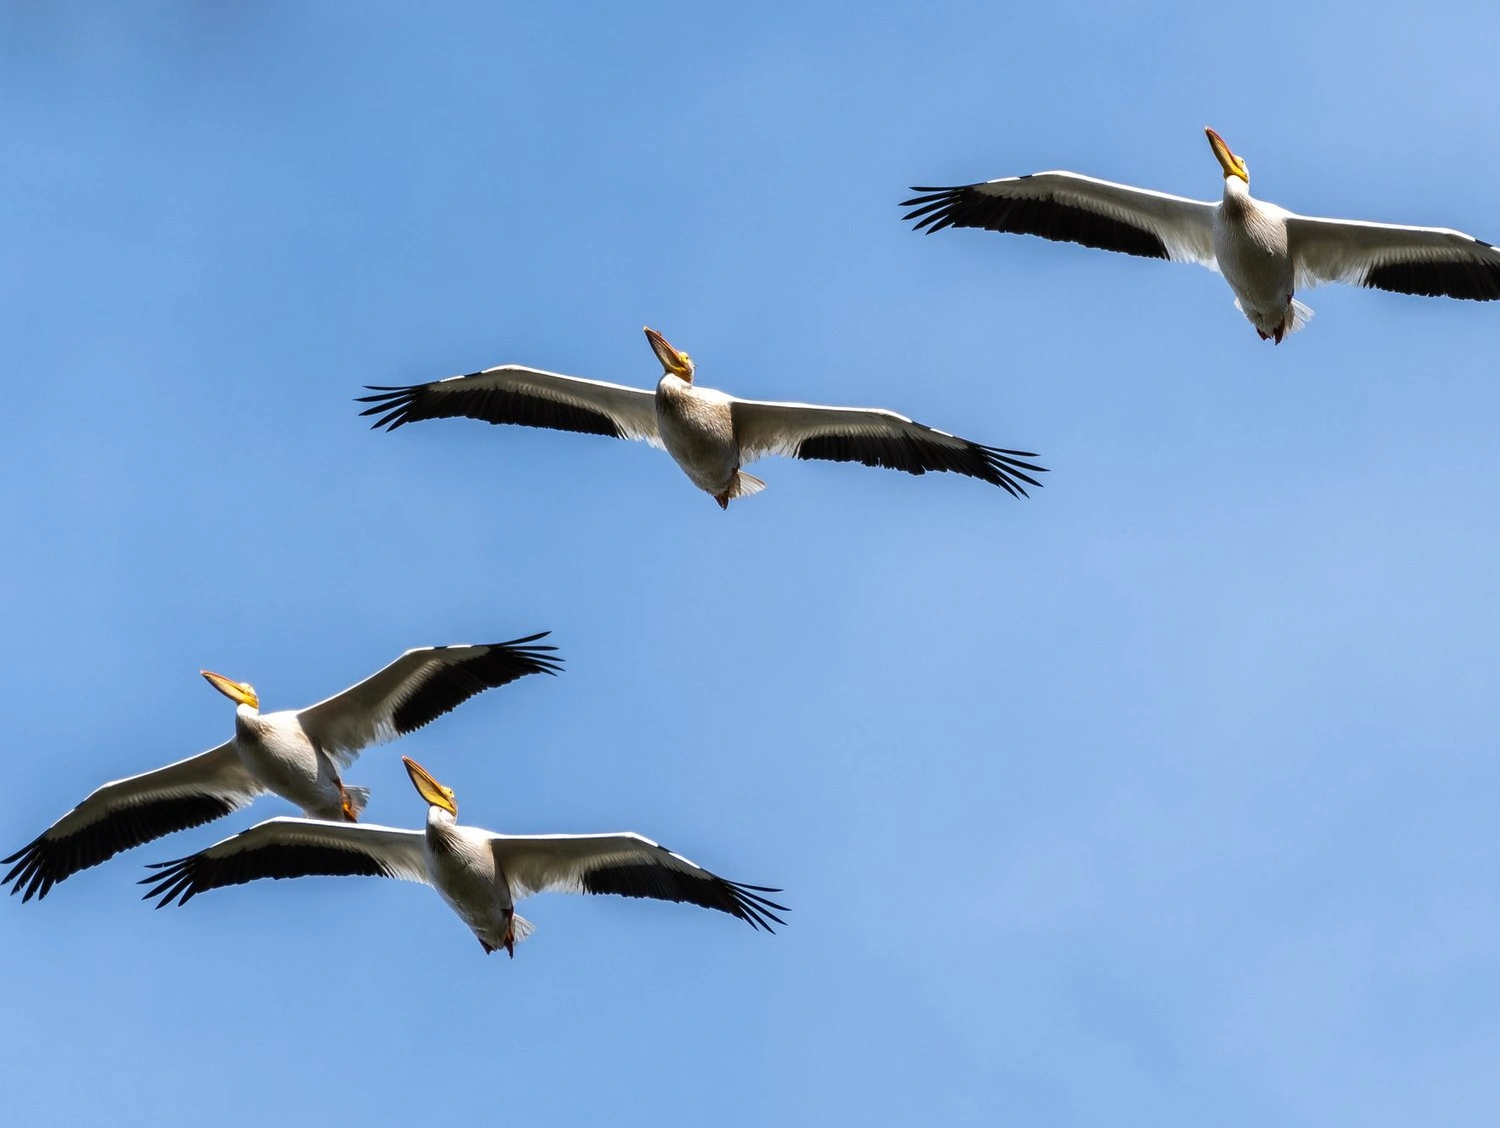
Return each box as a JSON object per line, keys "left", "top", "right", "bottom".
{"left": 1205, "top": 127, "right": 1248, "bottom": 183}
{"left": 201, "top": 670, "right": 258, "bottom": 709}
{"left": 403, "top": 756, "right": 458, "bottom": 816}
{"left": 644, "top": 327, "right": 692, "bottom": 380}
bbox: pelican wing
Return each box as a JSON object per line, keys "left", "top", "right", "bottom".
{"left": 730, "top": 398, "right": 1046, "bottom": 498}
{"left": 296, "top": 634, "right": 562, "bottom": 768}
{"left": 493, "top": 832, "right": 788, "bottom": 932}
{"left": 1286, "top": 213, "right": 1500, "bottom": 300}
{"left": 140, "top": 817, "right": 429, "bottom": 907}
{"left": 904, "top": 171, "right": 1219, "bottom": 265}
{"left": 3, "top": 743, "right": 262, "bottom": 902}
{"left": 358, "top": 365, "right": 662, "bottom": 446}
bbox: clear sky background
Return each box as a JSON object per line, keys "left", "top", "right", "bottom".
{"left": 3, "top": 3, "right": 1499, "bottom": 1125}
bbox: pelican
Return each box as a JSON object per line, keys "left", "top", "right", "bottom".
{"left": 903, "top": 127, "right": 1500, "bottom": 343}
{"left": 141, "top": 757, "right": 787, "bottom": 956}
{"left": 358, "top": 327, "right": 1044, "bottom": 506}
{"left": 3, "top": 634, "right": 561, "bottom": 901}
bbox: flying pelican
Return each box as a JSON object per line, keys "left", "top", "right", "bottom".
{"left": 141, "top": 756, "right": 787, "bottom": 956}
{"left": 903, "top": 127, "right": 1500, "bottom": 343}
{"left": 3, "top": 634, "right": 561, "bottom": 902}
{"left": 358, "top": 327, "right": 1044, "bottom": 507}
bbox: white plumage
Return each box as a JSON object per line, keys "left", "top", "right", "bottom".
{"left": 3, "top": 635, "right": 560, "bottom": 900}
{"left": 360, "top": 326, "right": 1044, "bottom": 506}
{"left": 905, "top": 127, "right": 1500, "bottom": 342}
{"left": 142, "top": 757, "right": 787, "bottom": 957}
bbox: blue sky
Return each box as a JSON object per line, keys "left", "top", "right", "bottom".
{"left": 4, "top": 3, "right": 1500, "bottom": 1124}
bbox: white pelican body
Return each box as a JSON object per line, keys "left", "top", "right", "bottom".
{"left": 360, "top": 327, "right": 1044, "bottom": 507}
{"left": 231, "top": 701, "right": 358, "bottom": 823}
{"left": 4, "top": 634, "right": 561, "bottom": 901}
{"left": 422, "top": 801, "right": 521, "bottom": 954}
{"left": 142, "top": 758, "right": 787, "bottom": 957}
{"left": 1213, "top": 175, "right": 1302, "bottom": 340}
{"left": 904, "top": 127, "right": 1500, "bottom": 343}
{"left": 653, "top": 368, "right": 760, "bottom": 504}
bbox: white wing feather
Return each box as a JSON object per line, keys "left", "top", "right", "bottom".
{"left": 295, "top": 638, "right": 559, "bottom": 767}
{"left": 1287, "top": 213, "right": 1500, "bottom": 293}
{"left": 41, "top": 742, "right": 260, "bottom": 839}
{"left": 296, "top": 648, "right": 486, "bottom": 764}
{"left": 490, "top": 832, "right": 688, "bottom": 899}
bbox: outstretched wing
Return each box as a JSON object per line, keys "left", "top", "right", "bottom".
{"left": 141, "top": 817, "right": 429, "bottom": 907}
{"left": 1287, "top": 213, "right": 1500, "bottom": 299}
{"left": 296, "top": 633, "right": 562, "bottom": 767}
{"left": 731, "top": 398, "right": 1045, "bottom": 498}
{"left": 359, "top": 365, "right": 662, "bottom": 446}
{"left": 3, "top": 743, "right": 262, "bottom": 902}
{"left": 904, "top": 170, "right": 1219, "bottom": 265}
{"left": 493, "top": 831, "right": 787, "bottom": 932}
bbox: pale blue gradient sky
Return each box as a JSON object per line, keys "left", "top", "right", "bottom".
{"left": 4, "top": 3, "right": 1500, "bottom": 1125}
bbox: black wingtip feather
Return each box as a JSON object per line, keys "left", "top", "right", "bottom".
{"left": 793, "top": 432, "right": 1047, "bottom": 497}
{"left": 0, "top": 843, "right": 27, "bottom": 866}
{"left": 724, "top": 881, "right": 791, "bottom": 933}
{"left": 389, "top": 634, "right": 565, "bottom": 736}
{"left": 1363, "top": 256, "right": 1500, "bottom": 301}
{"left": 140, "top": 842, "right": 396, "bottom": 909}
{"left": 2, "top": 794, "right": 241, "bottom": 903}
{"left": 356, "top": 379, "right": 627, "bottom": 438}
{"left": 577, "top": 851, "right": 790, "bottom": 934}
{"left": 900, "top": 183, "right": 1171, "bottom": 259}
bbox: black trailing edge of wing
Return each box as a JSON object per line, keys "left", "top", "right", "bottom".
{"left": 390, "top": 632, "right": 563, "bottom": 737}
{"left": 1364, "top": 254, "right": 1500, "bottom": 301}
{"left": 141, "top": 843, "right": 397, "bottom": 908}
{"left": 581, "top": 856, "right": 789, "bottom": 933}
{"left": 794, "top": 432, "right": 1046, "bottom": 498}
{"left": 2, "top": 794, "right": 241, "bottom": 903}
{"left": 358, "top": 378, "right": 626, "bottom": 437}
{"left": 903, "top": 184, "right": 1171, "bottom": 260}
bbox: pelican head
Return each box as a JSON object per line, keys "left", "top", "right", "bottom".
{"left": 201, "top": 670, "right": 259, "bottom": 709}
{"left": 645, "top": 326, "right": 695, "bottom": 383}
{"left": 1205, "top": 127, "right": 1249, "bottom": 185}
{"left": 403, "top": 756, "right": 458, "bottom": 817}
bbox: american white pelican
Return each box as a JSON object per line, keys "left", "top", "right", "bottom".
{"left": 3, "top": 635, "right": 561, "bottom": 901}
{"left": 904, "top": 127, "right": 1500, "bottom": 342}
{"left": 141, "top": 757, "right": 787, "bottom": 955}
{"left": 358, "top": 327, "right": 1044, "bottom": 506}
